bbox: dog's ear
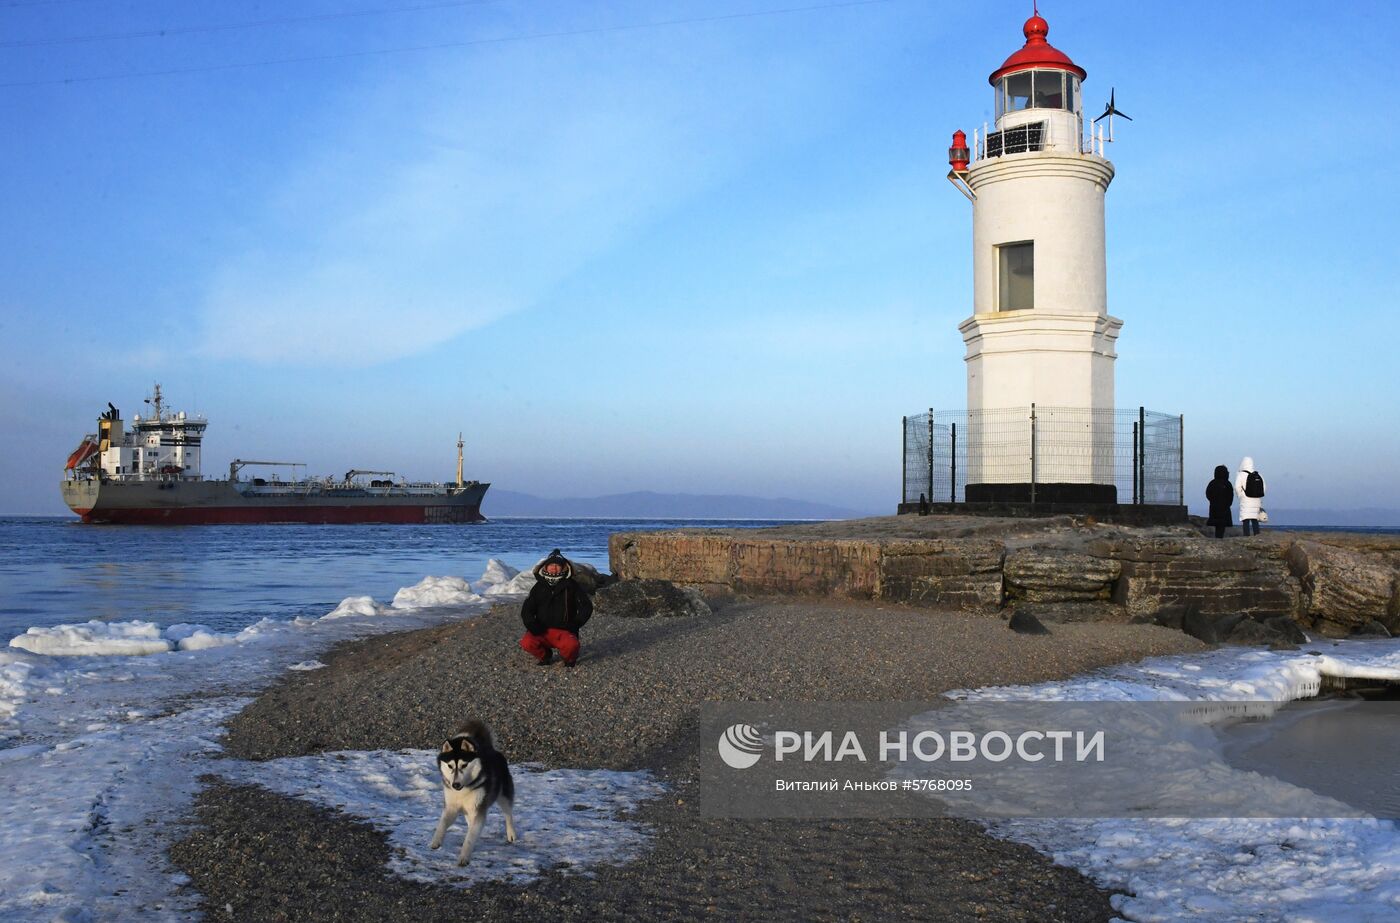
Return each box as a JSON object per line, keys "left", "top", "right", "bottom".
{"left": 440, "top": 740, "right": 454, "bottom": 754}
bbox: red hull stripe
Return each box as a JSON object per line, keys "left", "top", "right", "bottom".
{"left": 78, "top": 505, "right": 484, "bottom": 525}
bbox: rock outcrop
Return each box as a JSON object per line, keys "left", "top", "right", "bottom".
{"left": 1002, "top": 549, "right": 1120, "bottom": 603}
{"left": 609, "top": 516, "right": 1399, "bottom": 641}
{"left": 594, "top": 579, "right": 712, "bottom": 619}
{"left": 1089, "top": 536, "right": 1302, "bottom": 622}
{"left": 1284, "top": 539, "right": 1400, "bottom": 636}
{"left": 876, "top": 539, "right": 1005, "bottom": 609}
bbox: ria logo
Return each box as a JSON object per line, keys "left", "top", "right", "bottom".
{"left": 717, "top": 723, "right": 764, "bottom": 769}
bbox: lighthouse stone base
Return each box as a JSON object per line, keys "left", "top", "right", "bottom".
{"left": 959, "top": 310, "right": 1123, "bottom": 490}
{"left": 960, "top": 310, "right": 1122, "bottom": 416}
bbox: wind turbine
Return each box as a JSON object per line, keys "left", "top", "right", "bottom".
{"left": 1092, "top": 88, "right": 1132, "bottom": 143}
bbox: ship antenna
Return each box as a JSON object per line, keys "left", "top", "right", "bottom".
{"left": 456, "top": 432, "right": 465, "bottom": 487}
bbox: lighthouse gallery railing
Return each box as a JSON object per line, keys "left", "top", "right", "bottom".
{"left": 970, "top": 115, "right": 1112, "bottom": 162}
{"left": 902, "top": 406, "right": 1183, "bottom": 507}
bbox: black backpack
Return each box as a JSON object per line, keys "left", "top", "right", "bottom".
{"left": 1244, "top": 470, "right": 1265, "bottom": 498}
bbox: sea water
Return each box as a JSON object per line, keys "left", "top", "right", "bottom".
{"left": 0, "top": 516, "right": 786, "bottom": 637}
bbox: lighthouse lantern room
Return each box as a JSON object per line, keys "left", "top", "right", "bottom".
{"left": 951, "top": 8, "right": 1122, "bottom": 500}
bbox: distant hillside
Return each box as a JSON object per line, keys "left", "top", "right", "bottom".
{"left": 483, "top": 490, "right": 872, "bottom": 521}
{"left": 1265, "top": 508, "right": 1400, "bottom": 528}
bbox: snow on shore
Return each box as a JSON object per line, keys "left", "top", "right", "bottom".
{"left": 222, "top": 751, "right": 664, "bottom": 886}
{"left": 0, "top": 701, "right": 241, "bottom": 921}
{"left": 950, "top": 638, "right": 1400, "bottom": 705}
{"left": 951, "top": 639, "right": 1400, "bottom": 923}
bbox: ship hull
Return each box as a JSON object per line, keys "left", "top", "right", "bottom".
{"left": 61, "top": 479, "right": 489, "bottom": 525}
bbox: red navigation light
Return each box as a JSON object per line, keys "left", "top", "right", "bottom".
{"left": 948, "top": 130, "right": 970, "bottom": 172}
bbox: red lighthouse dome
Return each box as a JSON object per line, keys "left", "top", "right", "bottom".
{"left": 989, "top": 10, "right": 1086, "bottom": 85}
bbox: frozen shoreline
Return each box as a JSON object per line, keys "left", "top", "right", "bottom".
{"left": 0, "top": 559, "right": 554, "bottom": 921}
{"left": 952, "top": 640, "right": 1400, "bottom": 922}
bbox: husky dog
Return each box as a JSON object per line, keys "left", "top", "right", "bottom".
{"left": 430, "top": 720, "right": 517, "bottom": 866}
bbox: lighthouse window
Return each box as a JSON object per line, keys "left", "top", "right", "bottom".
{"left": 1033, "top": 71, "right": 1065, "bottom": 109}
{"left": 1004, "top": 72, "right": 1033, "bottom": 112}
{"left": 997, "top": 242, "right": 1034, "bottom": 312}
{"left": 999, "top": 71, "right": 1076, "bottom": 115}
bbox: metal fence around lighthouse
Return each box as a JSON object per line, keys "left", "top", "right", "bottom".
{"left": 901, "top": 406, "right": 1183, "bottom": 509}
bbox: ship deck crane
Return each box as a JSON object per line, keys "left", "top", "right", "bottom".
{"left": 229, "top": 460, "right": 305, "bottom": 481}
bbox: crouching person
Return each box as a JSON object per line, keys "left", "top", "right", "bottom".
{"left": 519, "top": 549, "right": 593, "bottom": 667}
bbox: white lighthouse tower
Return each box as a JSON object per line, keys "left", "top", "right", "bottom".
{"left": 948, "top": 9, "right": 1123, "bottom": 501}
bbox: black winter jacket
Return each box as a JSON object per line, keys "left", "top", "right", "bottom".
{"left": 520, "top": 578, "right": 593, "bottom": 635}
{"left": 1205, "top": 466, "right": 1234, "bottom": 527}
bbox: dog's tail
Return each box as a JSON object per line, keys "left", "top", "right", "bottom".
{"left": 459, "top": 719, "right": 495, "bottom": 751}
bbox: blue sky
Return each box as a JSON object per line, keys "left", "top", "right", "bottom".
{"left": 2, "top": 0, "right": 1397, "bottom": 517}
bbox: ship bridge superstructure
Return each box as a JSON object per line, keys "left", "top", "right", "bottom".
{"left": 66, "top": 384, "right": 207, "bottom": 482}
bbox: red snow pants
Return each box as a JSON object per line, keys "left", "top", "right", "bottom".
{"left": 519, "top": 628, "right": 580, "bottom": 665}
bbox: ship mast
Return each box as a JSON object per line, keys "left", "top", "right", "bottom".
{"left": 456, "top": 433, "right": 465, "bottom": 487}
{"left": 146, "top": 383, "right": 164, "bottom": 422}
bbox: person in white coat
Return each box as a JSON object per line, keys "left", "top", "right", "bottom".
{"left": 1236, "top": 457, "right": 1265, "bottom": 536}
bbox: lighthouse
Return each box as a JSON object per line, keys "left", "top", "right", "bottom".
{"left": 947, "top": 8, "right": 1124, "bottom": 502}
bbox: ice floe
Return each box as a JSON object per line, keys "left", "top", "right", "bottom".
{"left": 485, "top": 570, "right": 537, "bottom": 596}
{"left": 7, "top": 617, "right": 315, "bottom": 659}
{"left": 164, "top": 619, "right": 297, "bottom": 652}
{"left": 0, "top": 652, "right": 36, "bottom": 740}
{"left": 390, "top": 576, "right": 484, "bottom": 610}
{"left": 327, "top": 571, "right": 507, "bottom": 618}
{"left": 473, "top": 558, "right": 521, "bottom": 592}
{"left": 9, "top": 620, "right": 175, "bottom": 657}
{"left": 321, "top": 595, "right": 383, "bottom": 619}
{"left": 163, "top": 623, "right": 240, "bottom": 652}
{"left": 473, "top": 558, "right": 538, "bottom": 596}
{"left": 221, "top": 750, "right": 665, "bottom": 886}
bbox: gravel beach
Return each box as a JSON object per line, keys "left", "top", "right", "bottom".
{"left": 175, "top": 595, "right": 1205, "bottom": 921}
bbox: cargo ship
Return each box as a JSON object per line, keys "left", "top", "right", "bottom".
{"left": 61, "top": 386, "right": 489, "bottom": 524}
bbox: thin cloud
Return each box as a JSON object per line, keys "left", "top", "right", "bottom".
{"left": 199, "top": 8, "right": 908, "bottom": 366}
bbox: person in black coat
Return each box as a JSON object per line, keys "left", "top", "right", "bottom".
{"left": 1205, "top": 465, "right": 1234, "bottom": 539}
{"left": 518, "top": 549, "right": 593, "bottom": 667}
